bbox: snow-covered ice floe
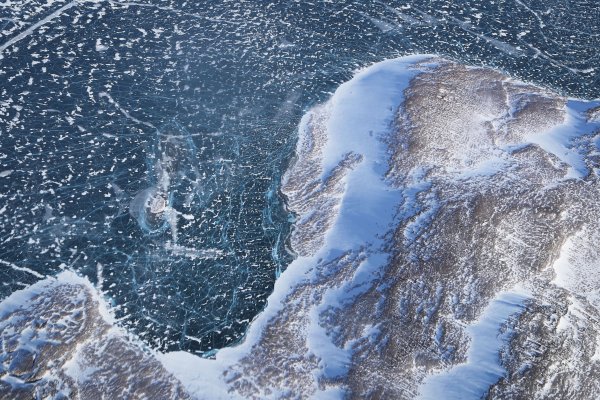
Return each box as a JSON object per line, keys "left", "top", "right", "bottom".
{"left": 3, "top": 55, "right": 600, "bottom": 399}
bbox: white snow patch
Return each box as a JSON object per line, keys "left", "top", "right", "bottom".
{"left": 95, "top": 38, "right": 109, "bottom": 52}
{"left": 528, "top": 99, "right": 600, "bottom": 179}
{"left": 0, "top": 270, "right": 115, "bottom": 324}
{"left": 550, "top": 226, "right": 600, "bottom": 309}
{"left": 0, "top": 258, "right": 45, "bottom": 278}
{"left": 418, "top": 289, "right": 530, "bottom": 400}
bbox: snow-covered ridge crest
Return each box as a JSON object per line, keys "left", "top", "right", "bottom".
{"left": 280, "top": 56, "right": 432, "bottom": 257}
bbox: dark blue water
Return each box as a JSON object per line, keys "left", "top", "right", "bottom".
{"left": 0, "top": 0, "right": 598, "bottom": 355}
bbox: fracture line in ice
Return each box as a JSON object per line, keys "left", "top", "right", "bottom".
{"left": 0, "top": 0, "right": 82, "bottom": 54}
{"left": 98, "top": 91, "right": 156, "bottom": 129}
{"left": 0, "top": 258, "right": 45, "bottom": 278}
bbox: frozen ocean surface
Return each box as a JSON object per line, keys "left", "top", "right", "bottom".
{"left": 0, "top": 0, "right": 599, "bottom": 357}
